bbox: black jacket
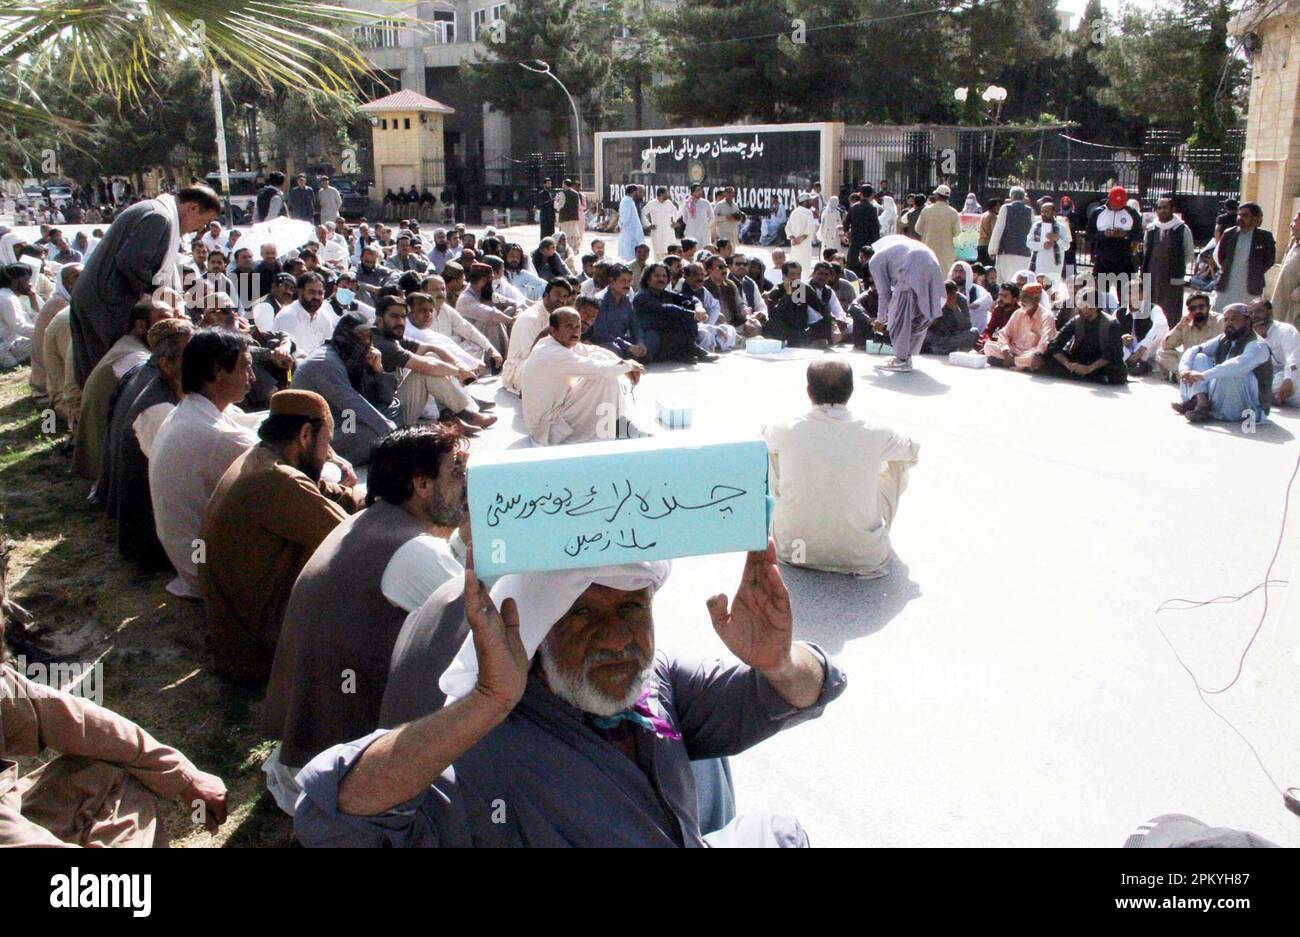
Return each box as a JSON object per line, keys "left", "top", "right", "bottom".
{"left": 1215, "top": 226, "right": 1277, "bottom": 297}
{"left": 846, "top": 200, "right": 880, "bottom": 245}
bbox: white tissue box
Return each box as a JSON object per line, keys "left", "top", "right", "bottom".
{"left": 745, "top": 338, "right": 783, "bottom": 355}
{"left": 655, "top": 399, "right": 694, "bottom": 430}
{"left": 948, "top": 351, "right": 988, "bottom": 369}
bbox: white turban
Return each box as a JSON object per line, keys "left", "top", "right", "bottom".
{"left": 0, "top": 232, "right": 24, "bottom": 265}
{"left": 439, "top": 560, "right": 671, "bottom": 701}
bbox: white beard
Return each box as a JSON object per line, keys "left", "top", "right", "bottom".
{"left": 538, "top": 641, "right": 654, "bottom": 717}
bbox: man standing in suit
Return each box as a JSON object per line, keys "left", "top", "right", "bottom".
{"left": 1214, "top": 202, "right": 1276, "bottom": 312}
{"left": 845, "top": 184, "right": 881, "bottom": 277}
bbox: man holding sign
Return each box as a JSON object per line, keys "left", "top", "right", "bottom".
{"left": 294, "top": 541, "right": 846, "bottom": 847}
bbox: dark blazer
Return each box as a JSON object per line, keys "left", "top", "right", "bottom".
{"left": 1215, "top": 226, "right": 1276, "bottom": 297}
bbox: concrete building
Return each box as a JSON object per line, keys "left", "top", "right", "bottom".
{"left": 345, "top": 1, "right": 557, "bottom": 176}
{"left": 1231, "top": 0, "right": 1300, "bottom": 234}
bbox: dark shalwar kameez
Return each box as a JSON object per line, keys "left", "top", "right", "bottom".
{"left": 1043, "top": 313, "right": 1128, "bottom": 384}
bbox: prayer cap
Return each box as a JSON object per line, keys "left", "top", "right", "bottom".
{"left": 469, "top": 262, "right": 493, "bottom": 278}
{"left": 933, "top": 184, "right": 951, "bottom": 197}
{"left": 1107, "top": 186, "right": 1127, "bottom": 210}
{"left": 1123, "top": 815, "right": 1278, "bottom": 849}
{"left": 1021, "top": 283, "right": 1044, "bottom": 299}
{"left": 146, "top": 317, "right": 193, "bottom": 351}
{"left": 270, "top": 389, "right": 331, "bottom": 421}
{"left": 439, "top": 561, "right": 672, "bottom": 701}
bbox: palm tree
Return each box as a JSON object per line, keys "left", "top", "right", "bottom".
{"left": 1, "top": 0, "right": 379, "bottom": 147}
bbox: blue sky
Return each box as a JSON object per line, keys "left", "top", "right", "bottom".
{"left": 1055, "top": 0, "right": 1173, "bottom": 26}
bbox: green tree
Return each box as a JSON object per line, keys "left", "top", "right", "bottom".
{"left": 650, "top": 0, "right": 1071, "bottom": 126}
{"left": 2, "top": 47, "right": 216, "bottom": 182}
{"left": 1093, "top": 0, "right": 1242, "bottom": 146}
{"left": 1056, "top": 0, "right": 1134, "bottom": 142}
{"left": 1, "top": 0, "right": 377, "bottom": 161}
{"left": 650, "top": 0, "right": 792, "bottom": 124}
{"left": 467, "top": 0, "right": 630, "bottom": 142}
{"left": 226, "top": 65, "right": 367, "bottom": 173}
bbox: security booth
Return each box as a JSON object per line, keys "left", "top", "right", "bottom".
{"left": 361, "top": 89, "right": 456, "bottom": 212}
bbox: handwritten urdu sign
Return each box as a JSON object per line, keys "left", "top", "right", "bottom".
{"left": 468, "top": 436, "right": 772, "bottom": 576}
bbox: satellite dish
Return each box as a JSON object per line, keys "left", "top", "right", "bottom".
{"left": 1242, "top": 31, "right": 1262, "bottom": 55}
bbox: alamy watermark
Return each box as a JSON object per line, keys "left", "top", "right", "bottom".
{"left": 3, "top": 654, "right": 104, "bottom": 705}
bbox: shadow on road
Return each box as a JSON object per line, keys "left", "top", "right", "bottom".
{"left": 859, "top": 368, "right": 950, "bottom": 397}
{"left": 781, "top": 559, "right": 919, "bottom": 655}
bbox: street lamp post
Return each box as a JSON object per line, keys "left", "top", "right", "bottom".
{"left": 955, "top": 88, "right": 971, "bottom": 191}
{"left": 520, "top": 60, "right": 583, "bottom": 189}
{"left": 982, "top": 85, "right": 1008, "bottom": 190}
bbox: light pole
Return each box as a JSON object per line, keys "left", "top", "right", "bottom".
{"left": 955, "top": 88, "right": 971, "bottom": 192}
{"left": 982, "top": 85, "right": 1008, "bottom": 190}
{"left": 211, "top": 67, "right": 234, "bottom": 228}
{"left": 520, "top": 60, "right": 583, "bottom": 188}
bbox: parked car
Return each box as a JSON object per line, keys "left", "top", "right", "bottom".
{"left": 45, "top": 184, "right": 73, "bottom": 207}
{"left": 333, "top": 178, "right": 370, "bottom": 220}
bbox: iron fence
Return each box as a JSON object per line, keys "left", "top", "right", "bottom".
{"left": 840, "top": 126, "right": 1242, "bottom": 206}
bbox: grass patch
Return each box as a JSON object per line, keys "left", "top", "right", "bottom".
{"left": 1, "top": 368, "right": 293, "bottom": 847}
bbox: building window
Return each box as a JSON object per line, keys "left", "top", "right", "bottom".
{"left": 472, "top": 8, "right": 487, "bottom": 41}
{"left": 404, "top": 118, "right": 411, "bottom": 129}
{"left": 355, "top": 19, "right": 401, "bottom": 49}
{"left": 491, "top": 3, "right": 507, "bottom": 21}
{"left": 380, "top": 118, "right": 388, "bottom": 130}
{"left": 592, "top": 3, "right": 627, "bottom": 38}
{"left": 430, "top": 11, "right": 456, "bottom": 44}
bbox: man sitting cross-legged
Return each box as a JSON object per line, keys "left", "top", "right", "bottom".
{"left": 371, "top": 294, "right": 496, "bottom": 435}
{"left": 587, "top": 263, "right": 648, "bottom": 361}
{"left": 1041, "top": 287, "right": 1129, "bottom": 384}
{"left": 921, "top": 280, "right": 977, "bottom": 355}
{"left": 502, "top": 278, "right": 573, "bottom": 394}
{"left": 1171, "top": 302, "right": 1272, "bottom": 424}
{"left": 764, "top": 261, "right": 835, "bottom": 348}
{"left": 764, "top": 360, "right": 919, "bottom": 579}
{"left": 518, "top": 306, "right": 647, "bottom": 445}
{"left": 632, "top": 263, "right": 717, "bottom": 363}
{"left": 982, "top": 282, "right": 1056, "bottom": 371}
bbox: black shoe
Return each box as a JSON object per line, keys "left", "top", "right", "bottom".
{"left": 473, "top": 398, "right": 496, "bottom": 411}
{"left": 692, "top": 346, "right": 718, "bottom": 362}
